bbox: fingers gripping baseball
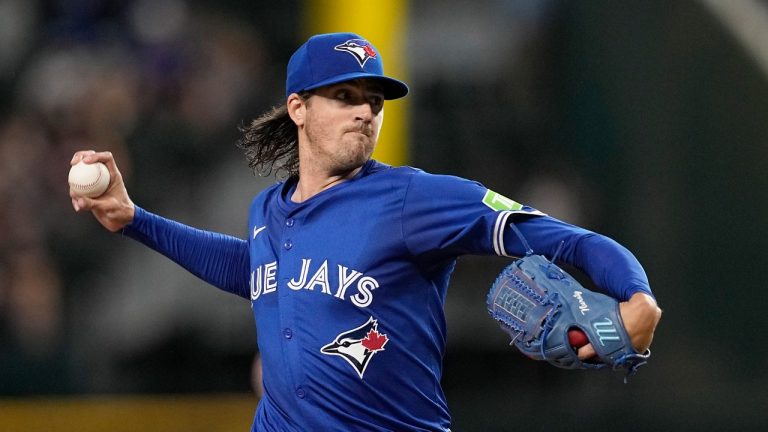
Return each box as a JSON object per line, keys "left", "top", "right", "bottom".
{"left": 69, "top": 150, "right": 135, "bottom": 232}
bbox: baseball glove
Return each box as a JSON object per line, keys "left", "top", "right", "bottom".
{"left": 487, "top": 248, "right": 650, "bottom": 380}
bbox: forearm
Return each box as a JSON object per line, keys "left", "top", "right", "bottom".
{"left": 122, "top": 205, "right": 250, "bottom": 298}
{"left": 510, "top": 216, "right": 653, "bottom": 301}
{"left": 568, "top": 233, "right": 652, "bottom": 301}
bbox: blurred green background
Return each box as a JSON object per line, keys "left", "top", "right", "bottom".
{"left": 1, "top": 0, "right": 766, "bottom": 430}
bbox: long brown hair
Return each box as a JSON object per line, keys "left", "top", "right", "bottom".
{"left": 237, "top": 92, "right": 310, "bottom": 178}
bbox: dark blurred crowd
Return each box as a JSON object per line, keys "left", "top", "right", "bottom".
{"left": 0, "top": 0, "right": 296, "bottom": 393}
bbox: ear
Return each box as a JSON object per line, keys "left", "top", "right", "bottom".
{"left": 287, "top": 93, "right": 306, "bottom": 127}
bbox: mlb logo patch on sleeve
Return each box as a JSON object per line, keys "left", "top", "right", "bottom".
{"left": 482, "top": 190, "right": 523, "bottom": 211}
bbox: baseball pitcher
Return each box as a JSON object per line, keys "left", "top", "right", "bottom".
{"left": 70, "top": 33, "right": 662, "bottom": 432}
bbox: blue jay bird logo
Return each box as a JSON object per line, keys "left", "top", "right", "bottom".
{"left": 321, "top": 317, "right": 389, "bottom": 379}
{"left": 334, "top": 39, "right": 378, "bottom": 68}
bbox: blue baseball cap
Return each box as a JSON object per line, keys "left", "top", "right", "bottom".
{"left": 286, "top": 32, "right": 409, "bottom": 100}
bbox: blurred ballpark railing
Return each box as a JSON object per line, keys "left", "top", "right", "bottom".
{"left": 0, "top": 394, "right": 257, "bottom": 432}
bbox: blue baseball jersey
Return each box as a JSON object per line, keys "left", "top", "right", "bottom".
{"left": 124, "top": 159, "right": 652, "bottom": 432}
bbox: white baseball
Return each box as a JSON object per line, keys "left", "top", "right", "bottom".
{"left": 69, "top": 161, "right": 111, "bottom": 198}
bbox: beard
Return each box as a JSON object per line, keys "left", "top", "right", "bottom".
{"left": 304, "top": 120, "right": 376, "bottom": 174}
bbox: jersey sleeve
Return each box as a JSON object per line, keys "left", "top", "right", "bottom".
{"left": 400, "top": 170, "right": 653, "bottom": 302}
{"left": 401, "top": 171, "right": 543, "bottom": 259}
{"left": 121, "top": 205, "right": 251, "bottom": 299}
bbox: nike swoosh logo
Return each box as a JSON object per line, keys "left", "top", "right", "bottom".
{"left": 252, "top": 225, "right": 266, "bottom": 239}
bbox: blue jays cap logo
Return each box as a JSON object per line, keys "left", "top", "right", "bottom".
{"left": 286, "top": 32, "right": 409, "bottom": 99}
{"left": 321, "top": 317, "right": 389, "bottom": 379}
{"left": 334, "top": 39, "right": 378, "bottom": 68}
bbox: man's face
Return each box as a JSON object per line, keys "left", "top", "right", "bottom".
{"left": 300, "top": 79, "right": 385, "bottom": 174}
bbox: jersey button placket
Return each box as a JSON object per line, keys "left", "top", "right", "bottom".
{"left": 284, "top": 218, "right": 295, "bottom": 250}
{"left": 279, "top": 212, "right": 305, "bottom": 403}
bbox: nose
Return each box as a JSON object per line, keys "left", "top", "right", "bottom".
{"left": 355, "top": 103, "right": 374, "bottom": 122}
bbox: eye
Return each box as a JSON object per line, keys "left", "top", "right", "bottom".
{"left": 369, "top": 94, "right": 384, "bottom": 108}
{"left": 335, "top": 90, "right": 350, "bottom": 101}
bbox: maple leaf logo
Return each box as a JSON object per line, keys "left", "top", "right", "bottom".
{"left": 361, "top": 329, "right": 388, "bottom": 352}
{"left": 363, "top": 45, "right": 377, "bottom": 59}
{"left": 320, "top": 317, "right": 390, "bottom": 379}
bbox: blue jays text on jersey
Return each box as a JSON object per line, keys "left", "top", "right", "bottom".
{"left": 123, "top": 159, "right": 653, "bottom": 432}
{"left": 249, "top": 258, "right": 380, "bottom": 307}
